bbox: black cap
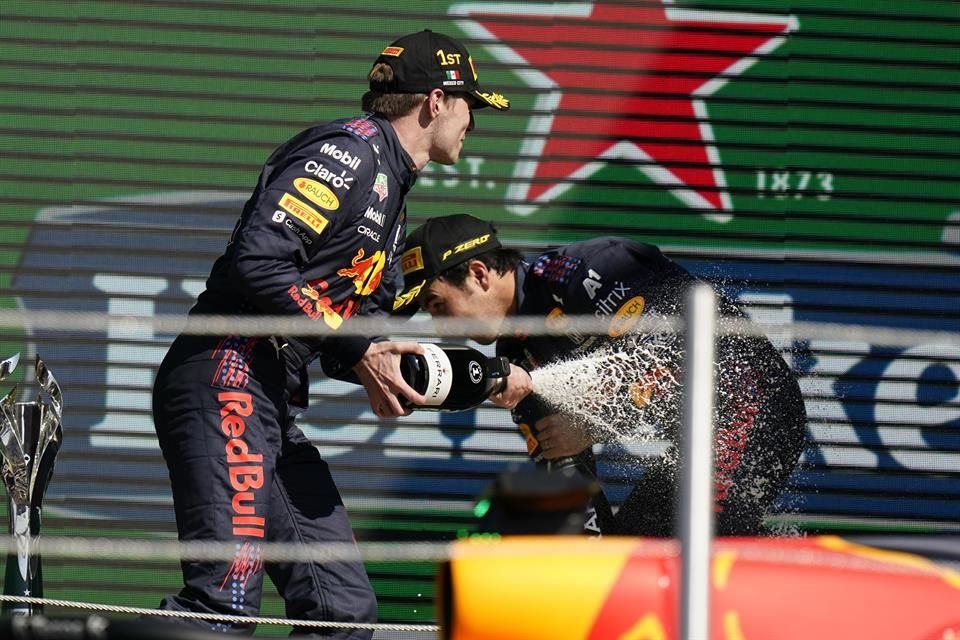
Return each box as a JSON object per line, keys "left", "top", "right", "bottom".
{"left": 370, "top": 30, "right": 510, "bottom": 111}
{"left": 392, "top": 214, "right": 501, "bottom": 315}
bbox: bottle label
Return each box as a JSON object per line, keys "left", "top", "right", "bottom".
{"left": 421, "top": 343, "right": 453, "bottom": 406}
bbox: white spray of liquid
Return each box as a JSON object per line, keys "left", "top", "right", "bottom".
{"left": 528, "top": 335, "right": 685, "bottom": 442}
{"left": 527, "top": 330, "right": 805, "bottom": 534}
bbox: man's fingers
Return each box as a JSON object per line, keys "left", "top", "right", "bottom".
{"left": 373, "top": 393, "right": 410, "bottom": 418}
{"left": 386, "top": 341, "right": 425, "bottom": 355}
{"left": 394, "top": 377, "right": 427, "bottom": 407}
{"left": 383, "top": 395, "right": 405, "bottom": 417}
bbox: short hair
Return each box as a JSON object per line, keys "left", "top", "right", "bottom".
{"left": 362, "top": 63, "right": 426, "bottom": 116}
{"left": 362, "top": 63, "right": 463, "bottom": 117}
{"left": 436, "top": 248, "right": 525, "bottom": 287}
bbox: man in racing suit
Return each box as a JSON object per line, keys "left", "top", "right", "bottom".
{"left": 393, "top": 215, "right": 807, "bottom": 537}
{"left": 152, "top": 32, "right": 509, "bottom": 636}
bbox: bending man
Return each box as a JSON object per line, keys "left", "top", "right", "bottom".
{"left": 393, "top": 214, "right": 806, "bottom": 537}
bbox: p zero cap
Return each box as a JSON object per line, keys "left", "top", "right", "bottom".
{"left": 392, "top": 214, "right": 501, "bottom": 315}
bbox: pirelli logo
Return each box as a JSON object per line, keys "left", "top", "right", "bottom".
{"left": 401, "top": 246, "right": 424, "bottom": 275}
{"left": 278, "top": 193, "right": 328, "bottom": 235}
{"left": 608, "top": 295, "right": 646, "bottom": 337}
{"left": 381, "top": 46, "right": 404, "bottom": 57}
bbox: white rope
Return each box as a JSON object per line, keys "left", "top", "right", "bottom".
{"left": 0, "top": 594, "right": 439, "bottom": 632}
{"left": 0, "top": 309, "right": 957, "bottom": 348}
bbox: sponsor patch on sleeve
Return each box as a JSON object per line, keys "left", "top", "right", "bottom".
{"left": 343, "top": 118, "right": 379, "bottom": 140}
{"left": 401, "top": 246, "right": 424, "bottom": 275}
{"left": 293, "top": 177, "right": 340, "bottom": 211}
{"left": 608, "top": 295, "right": 646, "bottom": 337}
{"left": 373, "top": 173, "right": 389, "bottom": 202}
{"left": 278, "top": 193, "right": 329, "bottom": 235}
{"left": 532, "top": 254, "right": 582, "bottom": 284}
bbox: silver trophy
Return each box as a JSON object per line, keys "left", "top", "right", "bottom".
{"left": 0, "top": 354, "right": 63, "bottom": 615}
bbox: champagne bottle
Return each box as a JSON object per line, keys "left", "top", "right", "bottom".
{"left": 400, "top": 343, "right": 510, "bottom": 411}
{"left": 512, "top": 394, "right": 581, "bottom": 471}
{"left": 511, "top": 393, "right": 616, "bottom": 535}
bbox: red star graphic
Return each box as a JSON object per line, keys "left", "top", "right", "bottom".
{"left": 452, "top": 1, "right": 796, "bottom": 218}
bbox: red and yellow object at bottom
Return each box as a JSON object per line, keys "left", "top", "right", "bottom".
{"left": 437, "top": 535, "right": 960, "bottom": 640}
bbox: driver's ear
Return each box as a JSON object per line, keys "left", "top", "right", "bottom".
{"left": 468, "top": 259, "right": 491, "bottom": 290}
{"left": 427, "top": 88, "right": 445, "bottom": 118}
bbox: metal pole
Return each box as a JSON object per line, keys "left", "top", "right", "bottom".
{"left": 679, "top": 284, "right": 717, "bottom": 640}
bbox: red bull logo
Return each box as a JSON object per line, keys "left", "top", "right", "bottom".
{"left": 218, "top": 391, "right": 265, "bottom": 539}
{"left": 337, "top": 248, "right": 386, "bottom": 296}
{"left": 287, "top": 281, "right": 344, "bottom": 330}
{"left": 627, "top": 366, "right": 674, "bottom": 409}
{"left": 714, "top": 371, "right": 762, "bottom": 511}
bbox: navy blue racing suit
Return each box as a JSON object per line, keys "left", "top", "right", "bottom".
{"left": 500, "top": 238, "right": 807, "bottom": 537}
{"left": 153, "top": 113, "right": 415, "bottom": 636}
